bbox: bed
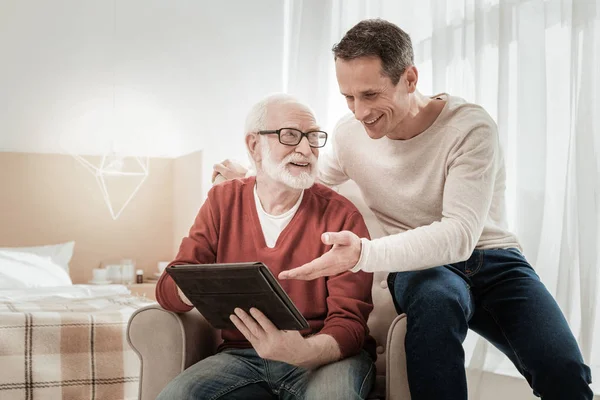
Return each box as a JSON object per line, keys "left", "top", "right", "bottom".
{"left": 0, "top": 245, "right": 154, "bottom": 400}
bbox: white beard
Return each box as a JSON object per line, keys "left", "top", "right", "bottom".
{"left": 260, "top": 141, "right": 318, "bottom": 190}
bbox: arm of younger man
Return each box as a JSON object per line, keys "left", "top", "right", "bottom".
{"left": 316, "top": 133, "right": 350, "bottom": 188}
{"left": 355, "top": 124, "right": 500, "bottom": 273}
{"left": 316, "top": 211, "right": 374, "bottom": 361}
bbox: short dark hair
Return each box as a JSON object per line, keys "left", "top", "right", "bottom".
{"left": 332, "top": 19, "right": 414, "bottom": 85}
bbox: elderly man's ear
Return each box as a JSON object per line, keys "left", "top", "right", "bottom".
{"left": 246, "top": 133, "right": 262, "bottom": 165}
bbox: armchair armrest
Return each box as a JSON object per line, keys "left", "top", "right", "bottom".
{"left": 386, "top": 313, "right": 410, "bottom": 400}
{"left": 127, "top": 304, "right": 220, "bottom": 400}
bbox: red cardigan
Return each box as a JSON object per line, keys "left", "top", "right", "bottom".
{"left": 156, "top": 177, "right": 375, "bottom": 359}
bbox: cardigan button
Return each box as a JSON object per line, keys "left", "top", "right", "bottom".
{"left": 380, "top": 280, "right": 388, "bottom": 289}
{"left": 376, "top": 345, "right": 385, "bottom": 354}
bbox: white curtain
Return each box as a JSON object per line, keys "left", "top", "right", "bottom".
{"left": 284, "top": 0, "right": 600, "bottom": 393}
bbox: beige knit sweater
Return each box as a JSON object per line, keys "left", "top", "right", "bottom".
{"left": 318, "top": 94, "right": 521, "bottom": 273}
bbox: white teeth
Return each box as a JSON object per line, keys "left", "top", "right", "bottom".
{"left": 365, "top": 115, "right": 381, "bottom": 125}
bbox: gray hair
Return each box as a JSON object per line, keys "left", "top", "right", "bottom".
{"left": 244, "top": 93, "right": 312, "bottom": 137}
{"left": 332, "top": 18, "right": 414, "bottom": 85}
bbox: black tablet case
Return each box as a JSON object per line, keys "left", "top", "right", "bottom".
{"left": 166, "top": 262, "right": 309, "bottom": 330}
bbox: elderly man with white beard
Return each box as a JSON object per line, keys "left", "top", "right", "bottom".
{"left": 155, "top": 93, "right": 376, "bottom": 400}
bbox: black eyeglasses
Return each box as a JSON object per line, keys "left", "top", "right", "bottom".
{"left": 258, "top": 128, "right": 328, "bottom": 148}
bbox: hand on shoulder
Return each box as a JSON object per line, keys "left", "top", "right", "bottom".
{"left": 212, "top": 159, "right": 248, "bottom": 183}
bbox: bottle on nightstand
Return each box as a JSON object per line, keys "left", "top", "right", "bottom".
{"left": 136, "top": 269, "right": 144, "bottom": 284}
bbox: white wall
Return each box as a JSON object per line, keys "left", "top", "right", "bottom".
{"left": 0, "top": 0, "right": 284, "bottom": 171}
{"left": 172, "top": 150, "right": 203, "bottom": 256}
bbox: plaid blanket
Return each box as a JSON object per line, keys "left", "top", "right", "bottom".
{"left": 0, "top": 292, "right": 154, "bottom": 400}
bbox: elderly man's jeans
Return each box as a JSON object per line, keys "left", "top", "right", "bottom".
{"left": 388, "top": 248, "right": 593, "bottom": 400}
{"left": 156, "top": 347, "right": 375, "bottom": 400}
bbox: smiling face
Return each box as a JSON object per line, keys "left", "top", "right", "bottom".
{"left": 250, "top": 102, "right": 320, "bottom": 190}
{"left": 335, "top": 56, "right": 417, "bottom": 140}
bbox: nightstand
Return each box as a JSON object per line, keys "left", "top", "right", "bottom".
{"left": 127, "top": 282, "right": 157, "bottom": 301}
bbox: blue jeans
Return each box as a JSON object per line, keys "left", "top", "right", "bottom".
{"left": 156, "top": 347, "right": 375, "bottom": 400}
{"left": 388, "top": 248, "right": 593, "bottom": 400}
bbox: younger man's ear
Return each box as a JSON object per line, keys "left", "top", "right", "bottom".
{"left": 404, "top": 65, "right": 419, "bottom": 93}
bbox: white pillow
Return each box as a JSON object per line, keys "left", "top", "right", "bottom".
{"left": 0, "top": 250, "right": 73, "bottom": 289}
{"left": 0, "top": 241, "right": 75, "bottom": 273}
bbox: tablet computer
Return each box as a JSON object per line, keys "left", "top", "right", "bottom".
{"left": 166, "top": 262, "right": 309, "bottom": 331}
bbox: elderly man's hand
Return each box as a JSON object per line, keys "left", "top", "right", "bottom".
{"left": 212, "top": 159, "right": 248, "bottom": 183}
{"left": 230, "top": 308, "right": 313, "bottom": 367}
{"left": 279, "top": 231, "right": 362, "bottom": 280}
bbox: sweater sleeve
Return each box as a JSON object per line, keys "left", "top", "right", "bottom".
{"left": 318, "top": 211, "right": 374, "bottom": 359}
{"left": 317, "top": 123, "right": 350, "bottom": 187}
{"left": 353, "top": 124, "right": 498, "bottom": 273}
{"left": 155, "top": 193, "right": 219, "bottom": 312}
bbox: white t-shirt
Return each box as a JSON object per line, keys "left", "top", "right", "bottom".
{"left": 318, "top": 93, "right": 521, "bottom": 273}
{"left": 253, "top": 185, "right": 303, "bottom": 248}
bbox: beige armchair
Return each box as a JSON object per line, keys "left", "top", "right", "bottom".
{"left": 127, "top": 270, "right": 410, "bottom": 400}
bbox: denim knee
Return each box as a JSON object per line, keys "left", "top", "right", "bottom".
{"left": 389, "top": 268, "right": 473, "bottom": 320}
{"left": 303, "top": 350, "right": 375, "bottom": 400}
